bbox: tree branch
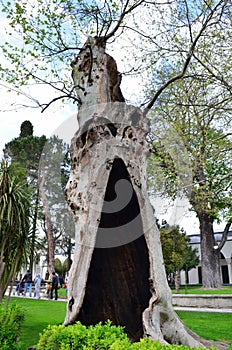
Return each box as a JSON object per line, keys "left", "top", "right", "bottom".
{"left": 193, "top": 53, "right": 232, "bottom": 94}
{"left": 104, "top": 0, "right": 146, "bottom": 41}
{"left": 217, "top": 221, "right": 232, "bottom": 251}
{"left": 41, "top": 93, "right": 79, "bottom": 113}
{"left": 143, "top": 0, "right": 226, "bottom": 116}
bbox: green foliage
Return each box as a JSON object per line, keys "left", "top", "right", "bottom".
{"left": 147, "top": 67, "right": 232, "bottom": 224}
{"left": 159, "top": 223, "right": 191, "bottom": 274}
{"left": 19, "top": 120, "right": 33, "bottom": 137}
{"left": 159, "top": 222, "right": 199, "bottom": 291}
{"left": 9, "top": 297, "right": 66, "bottom": 349}
{"left": 0, "top": 160, "right": 31, "bottom": 301}
{"left": 5, "top": 297, "right": 231, "bottom": 349}
{"left": 4, "top": 128, "right": 73, "bottom": 274}
{"left": 147, "top": 63, "right": 232, "bottom": 288}
{"left": 39, "top": 135, "right": 74, "bottom": 240}
{"left": 182, "top": 246, "right": 199, "bottom": 276}
{"left": 37, "top": 321, "right": 216, "bottom": 350}
{"left": 0, "top": 0, "right": 129, "bottom": 109}
{"left": 54, "top": 258, "right": 69, "bottom": 277}
{"left": 0, "top": 304, "right": 24, "bottom": 350}
{"left": 4, "top": 133, "right": 47, "bottom": 179}
{"left": 4, "top": 128, "right": 47, "bottom": 272}
{"left": 37, "top": 321, "right": 127, "bottom": 350}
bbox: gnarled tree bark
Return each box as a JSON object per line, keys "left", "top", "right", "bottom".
{"left": 64, "top": 37, "right": 227, "bottom": 349}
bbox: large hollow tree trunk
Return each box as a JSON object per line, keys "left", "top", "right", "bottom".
{"left": 64, "top": 37, "right": 227, "bottom": 348}
{"left": 198, "top": 213, "right": 222, "bottom": 289}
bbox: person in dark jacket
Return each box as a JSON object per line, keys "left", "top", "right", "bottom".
{"left": 50, "top": 271, "right": 59, "bottom": 300}
{"left": 22, "top": 270, "right": 32, "bottom": 297}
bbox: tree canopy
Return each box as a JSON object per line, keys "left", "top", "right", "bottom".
{"left": 159, "top": 222, "right": 199, "bottom": 292}
{"left": 147, "top": 55, "right": 232, "bottom": 288}
{"left": 1, "top": 0, "right": 231, "bottom": 111}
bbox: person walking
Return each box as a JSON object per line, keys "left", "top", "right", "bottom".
{"left": 34, "top": 274, "right": 42, "bottom": 299}
{"left": 50, "top": 271, "right": 59, "bottom": 300}
{"left": 22, "top": 270, "right": 33, "bottom": 297}
{"left": 15, "top": 274, "right": 24, "bottom": 296}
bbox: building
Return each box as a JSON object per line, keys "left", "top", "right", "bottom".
{"left": 181, "top": 230, "right": 232, "bottom": 285}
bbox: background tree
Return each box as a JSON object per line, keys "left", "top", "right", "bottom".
{"left": 0, "top": 160, "right": 31, "bottom": 303}
{"left": 4, "top": 123, "right": 47, "bottom": 273}
{"left": 19, "top": 120, "right": 34, "bottom": 137}
{"left": 142, "top": 0, "right": 232, "bottom": 289}
{"left": 159, "top": 222, "right": 199, "bottom": 293}
{"left": 39, "top": 135, "right": 73, "bottom": 276}
{"left": 148, "top": 70, "right": 232, "bottom": 289}
{"left": 4, "top": 126, "right": 72, "bottom": 277}
{"left": 54, "top": 257, "right": 70, "bottom": 280}
{"left": 182, "top": 245, "right": 200, "bottom": 288}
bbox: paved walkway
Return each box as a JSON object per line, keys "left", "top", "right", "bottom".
{"left": 6, "top": 291, "right": 67, "bottom": 302}
{"left": 174, "top": 306, "right": 232, "bottom": 313}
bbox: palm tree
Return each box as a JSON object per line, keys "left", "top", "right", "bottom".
{"left": 0, "top": 160, "right": 31, "bottom": 303}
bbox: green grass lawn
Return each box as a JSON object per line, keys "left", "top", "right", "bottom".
{"left": 9, "top": 297, "right": 66, "bottom": 349}
{"left": 7, "top": 295, "right": 232, "bottom": 349}
{"left": 176, "top": 311, "right": 232, "bottom": 345}
{"left": 172, "top": 285, "right": 232, "bottom": 294}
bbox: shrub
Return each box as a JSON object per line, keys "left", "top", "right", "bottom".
{"left": 0, "top": 303, "right": 24, "bottom": 350}
{"left": 37, "top": 321, "right": 217, "bottom": 350}
{"left": 37, "top": 320, "right": 127, "bottom": 350}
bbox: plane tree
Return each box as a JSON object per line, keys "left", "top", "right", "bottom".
{"left": 147, "top": 68, "right": 232, "bottom": 289}
{"left": 0, "top": 0, "right": 231, "bottom": 347}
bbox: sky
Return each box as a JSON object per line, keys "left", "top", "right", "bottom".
{"left": 0, "top": 102, "right": 72, "bottom": 156}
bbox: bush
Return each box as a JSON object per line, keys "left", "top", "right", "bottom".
{"left": 0, "top": 303, "right": 24, "bottom": 350}
{"left": 37, "top": 321, "right": 127, "bottom": 350}
{"left": 37, "top": 321, "right": 216, "bottom": 350}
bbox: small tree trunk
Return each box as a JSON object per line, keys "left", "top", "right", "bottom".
{"left": 29, "top": 189, "right": 40, "bottom": 273}
{"left": 67, "top": 238, "right": 72, "bottom": 272}
{"left": 39, "top": 167, "right": 55, "bottom": 276}
{"left": 0, "top": 257, "right": 6, "bottom": 302}
{"left": 175, "top": 270, "right": 181, "bottom": 294}
{"left": 198, "top": 213, "right": 221, "bottom": 289}
{"left": 64, "top": 38, "right": 227, "bottom": 349}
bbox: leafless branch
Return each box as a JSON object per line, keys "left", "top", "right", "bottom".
{"left": 41, "top": 94, "right": 79, "bottom": 113}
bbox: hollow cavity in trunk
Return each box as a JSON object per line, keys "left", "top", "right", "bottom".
{"left": 77, "top": 158, "right": 151, "bottom": 341}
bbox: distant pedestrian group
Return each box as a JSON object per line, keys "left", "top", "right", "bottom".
{"left": 16, "top": 270, "right": 61, "bottom": 300}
